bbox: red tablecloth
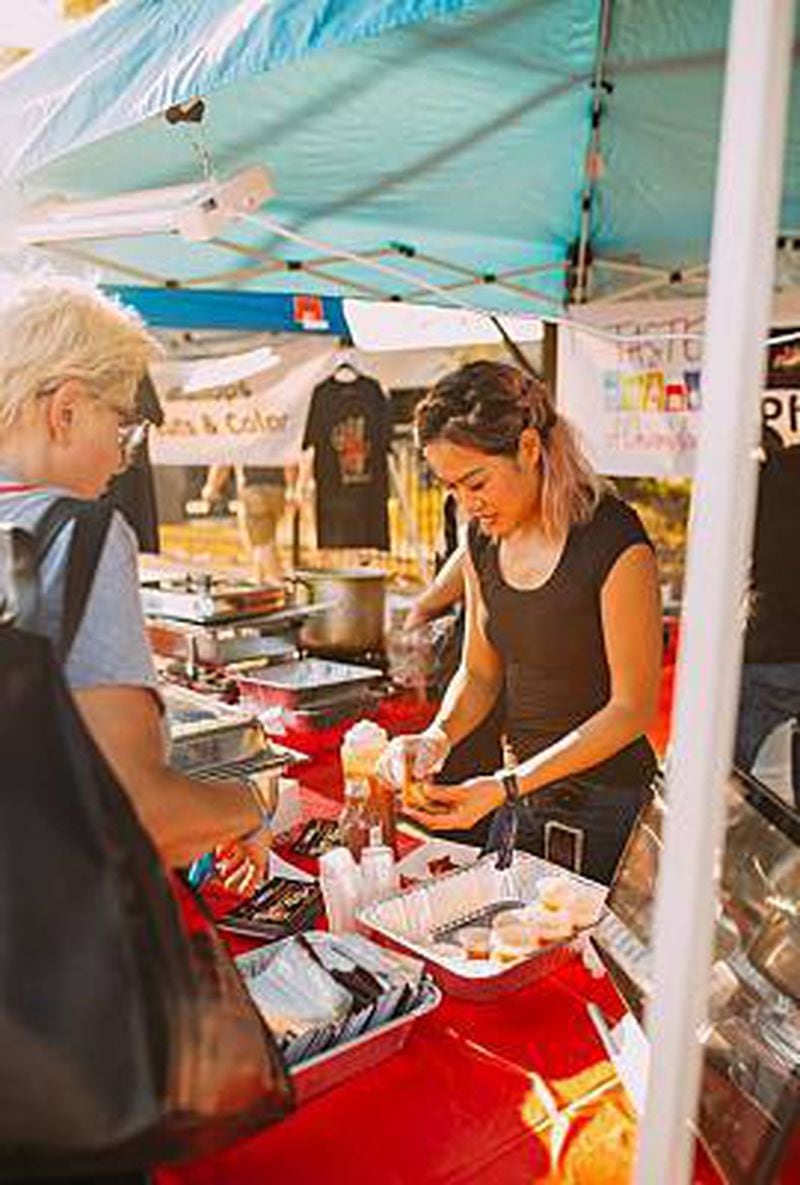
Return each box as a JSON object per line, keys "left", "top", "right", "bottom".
{"left": 159, "top": 733, "right": 730, "bottom": 1185}
{"left": 157, "top": 952, "right": 724, "bottom": 1185}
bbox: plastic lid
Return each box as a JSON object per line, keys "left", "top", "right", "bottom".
{"left": 343, "top": 719, "right": 388, "bottom": 750}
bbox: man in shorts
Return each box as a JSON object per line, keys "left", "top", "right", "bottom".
{"left": 202, "top": 463, "right": 297, "bottom": 583}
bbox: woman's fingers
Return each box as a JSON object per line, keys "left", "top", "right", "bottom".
{"left": 222, "top": 857, "right": 259, "bottom": 895}
{"left": 403, "top": 805, "right": 460, "bottom": 830}
{"left": 419, "top": 783, "right": 465, "bottom": 806}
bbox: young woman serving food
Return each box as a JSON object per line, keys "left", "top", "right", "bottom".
{"left": 382, "top": 361, "right": 662, "bottom": 883}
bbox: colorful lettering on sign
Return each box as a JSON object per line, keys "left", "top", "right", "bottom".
{"left": 601, "top": 369, "right": 702, "bottom": 413}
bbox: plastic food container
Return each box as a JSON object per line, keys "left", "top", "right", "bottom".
{"left": 236, "top": 942, "right": 441, "bottom": 1104}
{"left": 358, "top": 852, "right": 607, "bottom": 1000}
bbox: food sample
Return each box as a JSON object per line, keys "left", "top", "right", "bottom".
{"left": 489, "top": 918, "right": 541, "bottom": 964}
{"left": 431, "top": 941, "right": 467, "bottom": 961}
{"left": 457, "top": 926, "right": 492, "bottom": 960}
{"left": 537, "top": 874, "right": 577, "bottom": 912}
{"left": 570, "top": 886, "right": 604, "bottom": 929}
{"left": 527, "top": 901, "right": 574, "bottom": 942}
{"left": 403, "top": 777, "right": 434, "bottom": 811}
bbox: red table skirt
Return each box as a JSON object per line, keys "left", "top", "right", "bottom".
{"left": 157, "top": 670, "right": 732, "bottom": 1185}
{"left": 158, "top": 953, "right": 726, "bottom": 1185}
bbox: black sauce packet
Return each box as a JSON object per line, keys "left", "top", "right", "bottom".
{"left": 219, "top": 877, "right": 323, "bottom": 940}
{"left": 289, "top": 817, "right": 341, "bottom": 859}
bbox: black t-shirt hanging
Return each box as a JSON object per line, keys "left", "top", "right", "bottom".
{"left": 303, "top": 373, "right": 391, "bottom": 548}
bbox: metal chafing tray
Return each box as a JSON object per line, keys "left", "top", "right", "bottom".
{"left": 236, "top": 657, "right": 385, "bottom": 710}
{"left": 141, "top": 573, "right": 286, "bottom": 624}
{"left": 161, "top": 683, "right": 300, "bottom": 775}
{"left": 147, "top": 616, "right": 300, "bottom": 667}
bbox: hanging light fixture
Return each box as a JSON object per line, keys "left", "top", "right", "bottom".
{"left": 14, "top": 165, "right": 272, "bottom": 245}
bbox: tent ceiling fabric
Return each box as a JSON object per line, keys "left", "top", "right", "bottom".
{"left": 3, "top": 0, "right": 799, "bottom": 313}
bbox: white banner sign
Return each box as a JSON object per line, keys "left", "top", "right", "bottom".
{"left": 149, "top": 337, "right": 337, "bottom": 465}
{"left": 557, "top": 300, "right": 705, "bottom": 477}
{"left": 557, "top": 298, "right": 800, "bottom": 476}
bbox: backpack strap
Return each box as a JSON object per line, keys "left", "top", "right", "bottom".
{"left": 32, "top": 497, "right": 115, "bottom": 662}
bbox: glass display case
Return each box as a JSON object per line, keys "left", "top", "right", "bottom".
{"left": 593, "top": 770, "right": 800, "bottom": 1184}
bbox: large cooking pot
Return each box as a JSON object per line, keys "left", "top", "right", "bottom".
{"left": 292, "top": 569, "right": 387, "bottom": 654}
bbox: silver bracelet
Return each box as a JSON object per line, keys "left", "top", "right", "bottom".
{"left": 238, "top": 774, "right": 274, "bottom": 841}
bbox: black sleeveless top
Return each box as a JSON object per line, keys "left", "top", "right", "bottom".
{"left": 468, "top": 494, "right": 657, "bottom": 788}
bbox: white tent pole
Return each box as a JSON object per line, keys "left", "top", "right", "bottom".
{"left": 635, "top": 3, "right": 794, "bottom": 1183}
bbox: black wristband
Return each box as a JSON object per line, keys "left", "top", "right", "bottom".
{"left": 499, "top": 771, "right": 521, "bottom": 806}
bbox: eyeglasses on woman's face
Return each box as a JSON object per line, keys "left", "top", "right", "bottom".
{"left": 109, "top": 406, "right": 149, "bottom": 463}
{"left": 37, "top": 380, "right": 149, "bottom": 463}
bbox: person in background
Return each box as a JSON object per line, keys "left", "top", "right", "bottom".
{"left": 201, "top": 463, "right": 297, "bottom": 583}
{"left": 107, "top": 374, "right": 163, "bottom": 553}
{"left": 735, "top": 426, "right": 800, "bottom": 807}
{"left": 381, "top": 361, "right": 662, "bottom": 884}
{"left": 0, "top": 276, "right": 273, "bottom": 893}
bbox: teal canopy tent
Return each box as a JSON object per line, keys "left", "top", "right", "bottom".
{"left": 4, "top": 0, "right": 795, "bottom": 316}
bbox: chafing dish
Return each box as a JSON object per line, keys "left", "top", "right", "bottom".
{"left": 236, "top": 657, "right": 385, "bottom": 711}
{"left": 141, "top": 572, "right": 285, "bottom": 624}
{"left": 147, "top": 616, "right": 300, "bottom": 668}
{"left": 161, "top": 683, "right": 300, "bottom": 776}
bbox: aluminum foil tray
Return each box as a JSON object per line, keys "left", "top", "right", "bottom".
{"left": 359, "top": 852, "right": 606, "bottom": 1000}
{"left": 237, "top": 940, "right": 440, "bottom": 1104}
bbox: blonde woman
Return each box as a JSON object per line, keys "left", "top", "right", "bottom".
{"left": 0, "top": 277, "right": 271, "bottom": 892}
{"left": 383, "top": 361, "right": 662, "bottom": 882}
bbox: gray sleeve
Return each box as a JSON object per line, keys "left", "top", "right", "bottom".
{"left": 64, "top": 510, "right": 159, "bottom": 692}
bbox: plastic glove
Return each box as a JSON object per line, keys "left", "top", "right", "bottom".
{"left": 378, "top": 725, "right": 452, "bottom": 788}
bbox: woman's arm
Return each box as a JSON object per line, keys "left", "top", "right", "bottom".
{"left": 74, "top": 685, "right": 265, "bottom": 868}
{"left": 405, "top": 544, "right": 466, "bottom": 630}
{"left": 431, "top": 546, "right": 504, "bottom": 748}
{"left": 410, "top": 544, "right": 662, "bottom": 829}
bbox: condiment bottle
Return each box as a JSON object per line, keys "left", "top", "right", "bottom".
{"left": 319, "top": 846, "right": 363, "bottom": 934}
{"left": 360, "top": 833, "right": 399, "bottom": 907}
{"left": 337, "top": 777, "right": 371, "bottom": 860}
{"left": 341, "top": 720, "right": 397, "bottom": 854}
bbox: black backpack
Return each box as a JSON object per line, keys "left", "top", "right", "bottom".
{"left": 0, "top": 498, "right": 293, "bottom": 1178}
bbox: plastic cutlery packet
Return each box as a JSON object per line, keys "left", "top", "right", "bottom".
{"left": 237, "top": 931, "right": 435, "bottom": 1073}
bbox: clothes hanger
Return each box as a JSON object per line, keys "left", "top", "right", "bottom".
{"left": 332, "top": 343, "right": 362, "bottom": 382}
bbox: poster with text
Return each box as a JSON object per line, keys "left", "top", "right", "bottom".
{"left": 557, "top": 299, "right": 704, "bottom": 477}
{"left": 557, "top": 300, "right": 800, "bottom": 476}
{"left": 149, "top": 337, "right": 337, "bottom": 466}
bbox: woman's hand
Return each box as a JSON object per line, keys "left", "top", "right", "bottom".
{"left": 404, "top": 776, "right": 505, "bottom": 831}
{"left": 403, "top": 600, "right": 430, "bottom": 632}
{"left": 378, "top": 726, "right": 452, "bottom": 787}
{"left": 215, "top": 827, "right": 272, "bottom": 897}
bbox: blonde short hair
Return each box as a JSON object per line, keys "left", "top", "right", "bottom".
{"left": 0, "top": 275, "right": 159, "bottom": 432}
